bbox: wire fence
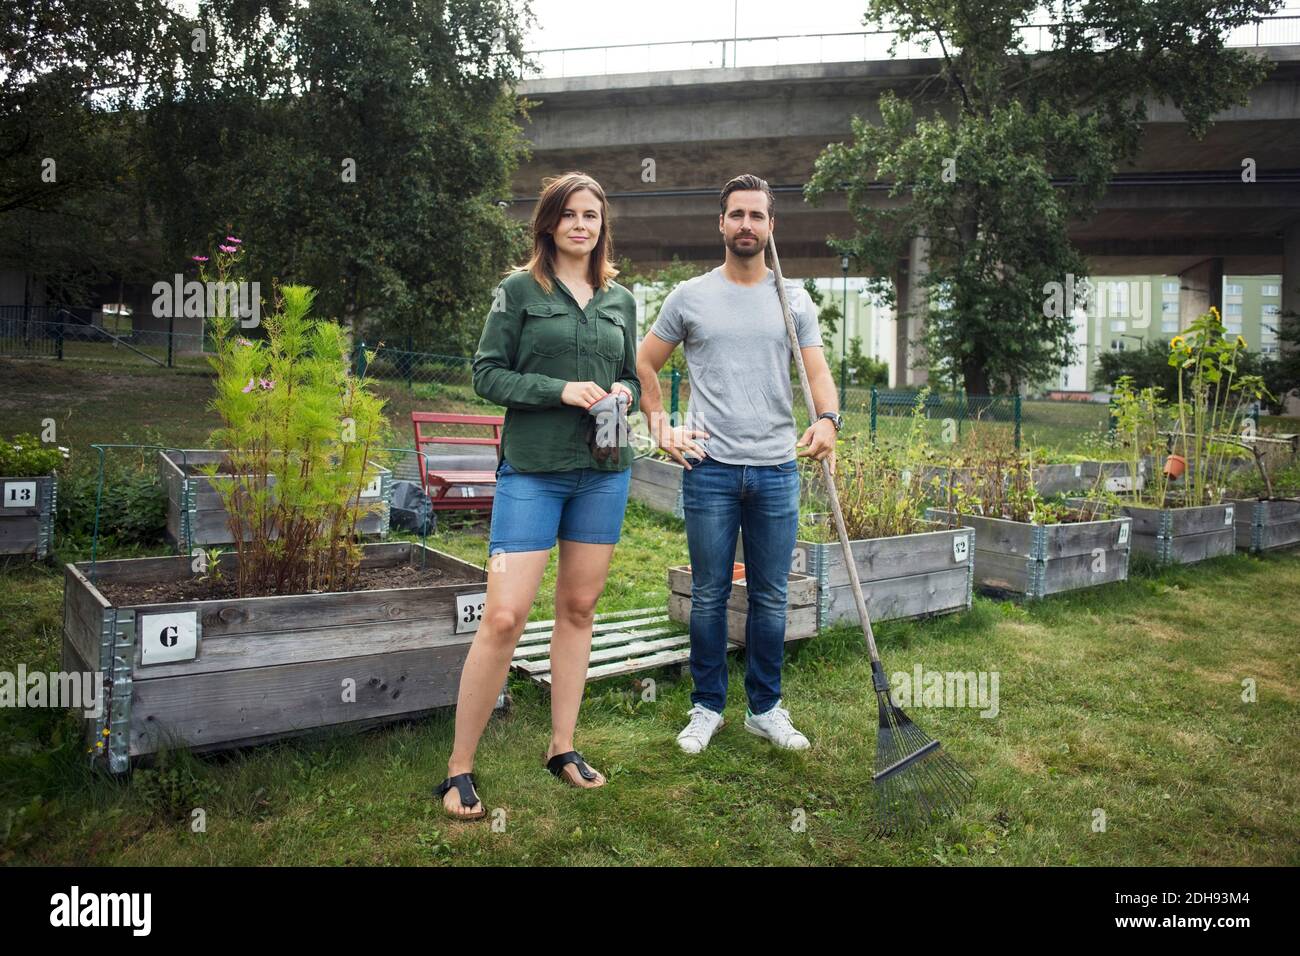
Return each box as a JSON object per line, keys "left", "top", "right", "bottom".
{"left": 349, "top": 342, "right": 1141, "bottom": 456}
{"left": 0, "top": 309, "right": 213, "bottom": 368}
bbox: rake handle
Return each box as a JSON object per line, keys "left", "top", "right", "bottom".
{"left": 766, "top": 236, "right": 883, "bottom": 666}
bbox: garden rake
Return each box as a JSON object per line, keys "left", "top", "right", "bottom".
{"left": 766, "top": 234, "right": 975, "bottom": 836}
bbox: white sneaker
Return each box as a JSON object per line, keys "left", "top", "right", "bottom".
{"left": 744, "top": 700, "right": 810, "bottom": 750}
{"left": 677, "top": 704, "right": 725, "bottom": 754}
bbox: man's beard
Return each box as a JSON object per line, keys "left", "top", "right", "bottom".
{"left": 726, "top": 233, "right": 766, "bottom": 258}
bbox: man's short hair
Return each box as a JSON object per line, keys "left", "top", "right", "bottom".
{"left": 720, "top": 174, "right": 774, "bottom": 218}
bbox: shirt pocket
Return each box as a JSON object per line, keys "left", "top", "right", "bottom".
{"left": 521, "top": 303, "right": 575, "bottom": 360}
{"left": 594, "top": 307, "right": 627, "bottom": 362}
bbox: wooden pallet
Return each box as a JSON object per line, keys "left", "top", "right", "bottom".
{"left": 510, "top": 606, "right": 731, "bottom": 689}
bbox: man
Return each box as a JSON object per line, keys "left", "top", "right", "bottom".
{"left": 636, "top": 173, "right": 842, "bottom": 754}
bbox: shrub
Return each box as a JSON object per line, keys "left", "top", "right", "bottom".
{"left": 201, "top": 242, "right": 393, "bottom": 596}
{"left": 56, "top": 455, "right": 167, "bottom": 550}
{"left": 0, "top": 433, "right": 64, "bottom": 476}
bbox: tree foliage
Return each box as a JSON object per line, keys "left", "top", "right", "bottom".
{"left": 806, "top": 0, "right": 1279, "bottom": 396}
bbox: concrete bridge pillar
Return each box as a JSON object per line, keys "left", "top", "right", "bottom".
{"left": 891, "top": 235, "right": 930, "bottom": 388}
{"left": 1284, "top": 220, "right": 1299, "bottom": 332}
{"left": 1177, "top": 257, "right": 1224, "bottom": 329}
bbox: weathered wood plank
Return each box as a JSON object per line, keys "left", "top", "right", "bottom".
{"left": 667, "top": 568, "right": 817, "bottom": 614}
{"left": 1161, "top": 528, "right": 1236, "bottom": 563}
{"left": 667, "top": 593, "right": 817, "bottom": 644}
{"left": 134, "top": 614, "right": 477, "bottom": 679}
{"left": 822, "top": 566, "right": 971, "bottom": 625}
{"left": 513, "top": 625, "right": 680, "bottom": 659}
{"left": 1032, "top": 462, "right": 1089, "bottom": 496}
{"left": 541, "top": 646, "right": 697, "bottom": 685}
{"left": 969, "top": 549, "right": 1031, "bottom": 594}
{"left": 63, "top": 563, "right": 110, "bottom": 667}
{"left": 629, "top": 478, "right": 682, "bottom": 516}
{"left": 801, "top": 524, "right": 971, "bottom": 586}
{"left": 514, "top": 633, "right": 691, "bottom": 674}
{"left": 1166, "top": 502, "right": 1237, "bottom": 536}
{"left": 516, "top": 613, "right": 672, "bottom": 647}
{"left": 0, "top": 518, "right": 40, "bottom": 554}
{"left": 129, "top": 642, "right": 471, "bottom": 757}
{"left": 1038, "top": 548, "right": 1130, "bottom": 596}
{"left": 631, "top": 456, "right": 685, "bottom": 490}
{"left": 926, "top": 510, "right": 1034, "bottom": 557}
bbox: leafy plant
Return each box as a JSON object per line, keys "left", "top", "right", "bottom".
{"left": 1108, "top": 374, "right": 1173, "bottom": 507}
{"left": 932, "top": 435, "right": 1074, "bottom": 525}
{"left": 56, "top": 454, "right": 167, "bottom": 550}
{"left": 805, "top": 388, "right": 936, "bottom": 541}
{"left": 1167, "top": 308, "right": 1272, "bottom": 507}
{"left": 134, "top": 759, "right": 219, "bottom": 821}
{"left": 201, "top": 241, "right": 393, "bottom": 596}
{"left": 0, "top": 433, "right": 65, "bottom": 476}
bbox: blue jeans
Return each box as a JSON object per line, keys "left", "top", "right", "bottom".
{"left": 681, "top": 456, "right": 800, "bottom": 715}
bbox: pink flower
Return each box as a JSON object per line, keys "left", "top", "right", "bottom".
{"left": 225, "top": 236, "right": 242, "bottom": 244}
{"left": 241, "top": 378, "right": 256, "bottom": 393}
{"left": 192, "top": 255, "right": 208, "bottom": 262}
{"left": 219, "top": 244, "right": 237, "bottom": 254}
{"left": 259, "top": 378, "right": 274, "bottom": 390}
{"left": 237, "top": 337, "right": 252, "bottom": 347}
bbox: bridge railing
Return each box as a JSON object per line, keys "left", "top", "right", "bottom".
{"left": 523, "top": 14, "right": 1300, "bottom": 80}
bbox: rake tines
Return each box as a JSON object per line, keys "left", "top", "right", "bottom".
{"left": 767, "top": 231, "right": 976, "bottom": 838}
{"left": 871, "top": 663, "right": 975, "bottom": 837}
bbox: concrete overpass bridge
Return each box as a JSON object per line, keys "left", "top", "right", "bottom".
{"left": 511, "top": 27, "right": 1300, "bottom": 384}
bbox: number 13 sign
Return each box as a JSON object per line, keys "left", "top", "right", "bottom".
{"left": 2, "top": 481, "right": 36, "bottom": 509}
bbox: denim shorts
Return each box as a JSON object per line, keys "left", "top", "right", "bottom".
{"left": 487, "top": 458, "right": 632, "bottom": 553}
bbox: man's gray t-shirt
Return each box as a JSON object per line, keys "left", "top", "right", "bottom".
{"left": 650, "top": 266, "right": 822, "bottom": 466}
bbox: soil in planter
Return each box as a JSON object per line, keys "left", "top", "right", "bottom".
{"left": 95, "top": 560, "right": 483, "bottom": 606}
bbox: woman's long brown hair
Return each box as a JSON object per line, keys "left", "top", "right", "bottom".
{"left": 515, "top": 172, "right": 619, "bottom": 293}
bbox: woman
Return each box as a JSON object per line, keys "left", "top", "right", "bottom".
{"left": 434, "top": 172, "right": 640, "bottom": 819}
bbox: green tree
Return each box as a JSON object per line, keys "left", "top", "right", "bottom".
{"left": 140, "top": 0, "right": 534, "bottom": 353}
{"left": 805, "top": 0, "right": 1279, "bottom": 397}
{"left": 0, "top": 1, "right": 190, "bottom": 305}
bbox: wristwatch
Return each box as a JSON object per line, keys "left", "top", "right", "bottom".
{"left": 818, "top": 411, "right": 844, "bottom": 432}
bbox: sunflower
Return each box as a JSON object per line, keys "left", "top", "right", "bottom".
{"left": 1170, "top": 335, "right": 1186, "bottom": 350}
{"left": 1235, "top": 335, "right": 1247, "bottom": 349}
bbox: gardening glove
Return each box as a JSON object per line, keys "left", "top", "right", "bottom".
{"left": 586, "top": 391, "right": 631, "bottom": 464}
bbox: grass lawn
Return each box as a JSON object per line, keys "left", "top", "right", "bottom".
{"left": 1, "top": 357, "right": 1297, "bottom": 866}
{"left": 2, "top": 511, "right": 1298, "bottom": 865}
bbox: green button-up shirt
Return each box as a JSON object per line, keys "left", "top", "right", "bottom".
{"left": 472, "top": 269, "right": 641, "bottom": 472}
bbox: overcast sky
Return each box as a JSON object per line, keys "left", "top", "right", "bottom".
{"left": 523, "top": 0, "right": 869, "bottom": 49}
{"left": 520, "top": 0, "right": 1300, "bottom": 50}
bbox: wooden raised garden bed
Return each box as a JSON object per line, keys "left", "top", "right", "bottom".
{"left": 1031, "top": 462, "right": 1100, "bottom": 496}
{"left": 0, "top": 474, "right": 57, "bottom": 560}
{"left": 61, "top": 541, "right": 488, "bottom": 772}
{"left": 629, "top": 454, "right": 684, "bottom": 518}
{"left": 925, "top": 508, "right": 1132, "bottom": 599}
{"left": 1229, "top": 497, "right": 1300, "bottom": 554}
{"left": 1077, "top": 459, "right": 1149, "bottom": 493}
{"left": 1067, "top": 497, "right": 1236, "bottom": 565}
{"left": 159, "top": 449, "right": 392, "bottom": 551}
{"left": 666, "top": 564, "right": 817, "bottom": 644}
{"left": 737, "top": 521, "right": 975, "bottom": 627}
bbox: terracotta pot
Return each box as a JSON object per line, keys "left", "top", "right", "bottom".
{"left": 684, "top": 561, "right": 747, "bottom": 581}
{"left": 1163, "top": 454, "right": 1187, "bottom": 479}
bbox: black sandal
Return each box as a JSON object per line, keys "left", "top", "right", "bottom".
{"left": 434, "top": 772, "right": 487, "bottom": 820}
{"left": 546, "top": 750, "right": 604, "bottom": 788}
